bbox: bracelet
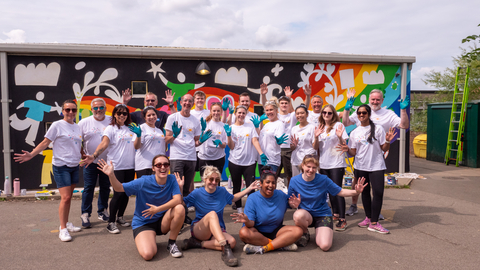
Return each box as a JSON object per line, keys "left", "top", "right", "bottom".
{"left": 93, "top": 154, "right": 97, "bottom": 159}
{"left": 385, "top": 140, "right": 390, "bottom": 144}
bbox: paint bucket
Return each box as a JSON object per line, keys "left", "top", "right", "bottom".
{"left": 21, "top": 189, "right": 27, "bottom": 196}
{"left": 344, "top": 177, "right": 352, "bottom": 187}
{"left": 387, "top": 176, "right": 397, "bottom": 185}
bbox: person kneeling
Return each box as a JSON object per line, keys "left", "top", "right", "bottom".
{"left": 98, "top": 154, "right": 184, "bottom": 260}
{"left": 232, "top": 166, "right": 303, "bottom": 255}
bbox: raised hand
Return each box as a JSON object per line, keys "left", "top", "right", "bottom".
{"left": 176, "top": 97, "right": 182, "bottom": 111}
{"left": 354, "top": 177, "right": 368, "bottom": 194}
{"left": 122, "top": 88, "right": 132, "bottom": 104}
{"left": 163, "top": 89, "right": 175, "bottom": 105}
{"left": 213, "top": 139, "right": 222, "bottom": 148}
{"left": 128, "top": 123, "right": 142, "bottom": 137}
{"left": 228, "top": 104, "right": 235, "bottom": 115}
{"left": 247, "top": 180, "right": 261, "bottom": 191}
{"left": 303, "top": 84, "right": 312, "bottom": 96}
{"left": 222, "top": 98, "right": 231, "bottom": 111}
{"left": 259, "top": 114, "right": 268, "bottom": 122}
{"left": 290, "top": 135, "right": 299, "bottom": 148}
{"left": 97, "top": 159, "right": 114, "bottom": 177}
{"left": 174, "top": 172, "right": 184, "bottom": 189}
{"left": 224, "top": 124, "right": 232, "bottom": 137}
{"left": 260, "top": 83, "right": 268, "bottom": 95}
{"left": 200, "top": 117, "right": 207, "bottom": 132}
{"left": 142, "top": 203, "right": 159, "bottom": 219}
{"left": 335, "top": 142, "right": 349, "bottom": 153}
{"left": 288, "top": 193, "right": 301, "bottom": 209}
{"left": 335, "top": 124, "right": 345, "bottom": 138}
{"left": 314, "top": 124, "right": 325, "bottom": 137}
{"left": 172, "top": 121, "right": 182, "bottom": 138}
{"left": 344, "top": 90, "right": 355, "bottom": 111}
{"left": 346, "top": 88, "right": 356, "bottom": 99}
{"left": 386, "top": 127, "right": 398, "bottom": 142}
{"left": 250, "top": 115, "right": 262, "bottom": 128}
{"left": 260, "top": 153, "right": 269, "bottom": 165}
{"left": 231, "top": 212, "right": 250, "bottom": 224}
{"left": 199, "top": 130, "right": 213, "bottom": 144}
{"left": 275, "top": 133, "right": 289, "bottom": 145}
{"left": 400, "top": 95, "right": 410, "bottom": 110}
{"left": 284, "top": 86, "right": 293, "bottom": 98}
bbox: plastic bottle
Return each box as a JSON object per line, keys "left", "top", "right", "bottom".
{"left": 14, "top": 178, "right": 20, "bottom": 196}
{"left": 4, "top": 176, "right": 12, "bottom": 196}
{"left": 227, "top": 176, "right": 232, "bottom": 189}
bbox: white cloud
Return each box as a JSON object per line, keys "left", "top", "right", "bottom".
{"left": 151, "top": 0, "right": 210, "bottom": 13}
{"left": 255, "top": 25, "right": 288, "bottom": 47}
{"left": 0, "top": 29, "right": 26, "bottom": 43}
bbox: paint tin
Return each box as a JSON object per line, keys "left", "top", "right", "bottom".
{"left": 344, "top": 177, "right": 352, "bottom": 187}
{"left": 21, "top": 189, "right": 27, "bottom": 196}
{"left": 387, "top": 176, "right": 397, "bottom": 185}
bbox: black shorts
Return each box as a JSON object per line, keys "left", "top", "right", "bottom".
{"left": 308, "top": 216, "right": 333, "bottom": 230}
{"left": 133, "top": 214, "right": 166, "bottom": 239}
{"left": 258, "top": 224, "right": 284, "bottom": 240}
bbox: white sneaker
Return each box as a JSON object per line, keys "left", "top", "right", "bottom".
{"left": 188, "top": 206, "right": 196, "bottom": 212}
{"left": 59, "top": 228, "right": 72, "bottom": 242}
{"left": 66, "top": 222, "right": 82, "bottom": 232}
{"left": 116, "top": 216, "right": 131, "bottom": 227}
{"left": 237, "top": 207, "right": 243, "bottom": 214}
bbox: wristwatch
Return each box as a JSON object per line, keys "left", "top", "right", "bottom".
{"left": 168, "top": 103, "right": 174, "bottom": 107}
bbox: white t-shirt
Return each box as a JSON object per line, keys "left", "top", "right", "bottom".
{"left": 78, "top": 115, "right": 111, "bottom": 164}
{"left": 228, "top": 123, "right": 259, "bottom": 166}
{"left": 232, "top": 111, "right": 259, "bottom": 126}
{"left": 307, "top": 111, "right": 321, "bottom": 126}
{"left": 103, "top": 125, "right": 136, "bottom": 170}
{"left": 45, "top": 120, "right": 82, "bottom": 167}
{"left": 190, "top": 109, "right": 210, "bottom": 151}
{"left": 349, "top": 107, "right": 401, "bottom": 131}
{"left": 165, "top": 112, "right": 202, "bottom": 161}
{"left": 198, "top": 120, "right": 227, "bottom": 161}
{"left": 318, "top": 122, "right": 349, "bottom": 169}
{"left": 135, "top": 123, "right": 166, "bottom": 171}
{"left": 290, "top": 124, "right": 317, "bottom": 166}
{"left": 348, "top": 125, "right": 386, "bottom": 171}
{"left": 259, "top": 120, "right": 285, "bottom": 166}
{"left": 278, "top": 112, "right": 297, "bottom": 148}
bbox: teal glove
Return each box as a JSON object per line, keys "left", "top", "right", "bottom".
{"left": 250, "top": 115, "right": 262, "bottom": 128}
{"left": 400, "top": 96, "right": 410, "bottom": 110}
{"left": 128, "top": 123, "right": 142, "bottom": 137}
{"left": 176, "top": 97, "right": 182, "bottom": 111}
{"left": 224, "top": 124, "right": 232, "bottom": 137}
{"left": 213, "top": 139, "right": 222, "bottom": 148}
{"left": 259, "top": 114, "right": 268, "bottom": 122}
{"left": 275, "top": 134, "right": 289, "bottom": 145}
{"left": 222, "top": 98, "right": 231, "bottom": 111}
{"left": 228, "top": 105, "right": 234, "bottom": 115}
{"left": 260, "top": 153, "right": 269, "bottom": 166}
{"left": 172, "top": 121, "right": 182, "bottom": 138}
{"left": 345, "top": 96, "right": 355, "bottom": 111}
{"left": 200, "top": 117, "right": 207, "bottom": 132}
{"left": 199, "top": 130, "right": 213, "bottom": 144}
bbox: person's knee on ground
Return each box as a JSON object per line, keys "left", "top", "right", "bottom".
{"left": 316, "top": 237, "right": 332, "bottom": 252}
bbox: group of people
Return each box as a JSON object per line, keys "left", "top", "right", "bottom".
{"left": 13, "top": 84, "right": 410, "bottom": 265}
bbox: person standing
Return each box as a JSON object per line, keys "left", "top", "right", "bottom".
{"left": 290, "top": 104, "right": 318, "bottom": 177}
{"left": 303, "top": 85, "right": 324, "bottom": 126}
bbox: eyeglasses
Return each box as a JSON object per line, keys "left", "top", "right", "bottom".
{"left": 116, "top": 111, "right": 128, "bottom": 116}
{"left": 154, "top": 163, "right": 170, "bottom": 169}
{"left": 357, "top": 111, "right": 368, "bottom": 115}
{"left": 208, "top": 177, "right": 221, "bottom": 182}
{"left": 93, "top": 106, "right": 105, "bottom": 111}
{"left": 322, "top": 111, "right": 333, "bottom": 115}
{"left": 64, "top": 108, "right": 77, "bottom": 113}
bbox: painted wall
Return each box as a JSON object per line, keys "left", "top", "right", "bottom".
{"left": 6, "top": 56, "right": 410, "bottom": 189}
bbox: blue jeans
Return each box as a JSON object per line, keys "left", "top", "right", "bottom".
{"left": 81, "top": 163, "right": 111, "bottom": 215}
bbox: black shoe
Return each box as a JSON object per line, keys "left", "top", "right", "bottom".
{"left": 182, "top": 237, "right": 202, "bottom": 250}
{"left": 184, "top": 215, "right": 193, "bottom": 225}
{"left": 232, "top": 204, "right": 237, "bottom": 210}
{"left": 295, "top": 232, "right": 310, "bottom": 247}
{"left": 221, "top": 241, "right": 238, "bottom": 267}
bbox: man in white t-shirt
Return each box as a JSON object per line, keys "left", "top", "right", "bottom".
{"left": 190, "top": 91, "right": 211, "bottom": 174}
{"left": 78, "top": 98, "right": 112, "bottom": 228}
{"left": 228, "top": 92, "right": 259, "bottom": 130}
{"left": 303, "top": 85, "right": 323, "bottom": 126}
{"left": 342, "top": 89, "right": 410, "bottom": 217}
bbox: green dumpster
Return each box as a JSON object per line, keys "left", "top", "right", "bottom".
{"left": 426, "top": 100, "right": 480, "bottom": 168}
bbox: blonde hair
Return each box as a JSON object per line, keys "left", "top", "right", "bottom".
{"left": 202, "top": 165, "right": 221, "bottom": 184}
{"left": 300, "top": 155, "right": 319, "bottom": 173}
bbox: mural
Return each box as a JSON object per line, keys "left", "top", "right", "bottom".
{"left": 7, "top": 56, "right": 410, "bottom": 189}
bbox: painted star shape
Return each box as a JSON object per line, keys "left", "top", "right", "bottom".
{"left": 147, "top": 61, "right": 165, "bottom": 79}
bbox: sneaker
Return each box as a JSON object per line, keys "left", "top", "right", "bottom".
{"left": 98, "top": 209, "right": 109, "bottom": 222}
{"left": 278, "top": 243, "right": 298, "bottom": 251}
{"left": 346, "top": 205, "right": 358, "bottom": 216}
{"left": 81, "top": 213, "right": 91, "bottom": 228}
{"left": 378, "top": 213, "right": 385, "bottom": 220}
{"left": 335, "top": 219, "right": 347, "bottom": 231}
{"left": 66, "top": 222, "right": 81, "bottom": 232}
{"left": 295, "top": 232, "right": 310, "bottom": 247}
{"left": 182, "top": 237, "right": 202, "bottom": 250}
{"left": 368, "top": 222, "right": 390, "bottom": 234}
{"left": 116, "top": 216, "right": 131, "bottom": 227}
{"left": 232, "top": 204, "right": 237, "bottom": 210}
{"left": 188, "top": 206, "right": 196, "bottom": 212}
{"left": 243, "top": 244, "right": 264, "bottom": 254}
{"left": 332, "top": 216, "right": 339, "bottom": 222}
{"left": 167, "top": 243, "right": 183, "bottom": 258}
{"left": 59, "top": 228, "right": 72, "bottom": 242}
{"left": 106, "top": 222, "right": 120, "bottom": 234}
{"left": 358, "top": 217, "right": 371, "bottom": 228}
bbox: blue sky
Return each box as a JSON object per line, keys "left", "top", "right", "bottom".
{"left": 1, "top": 0, "right": 479, "bottom": 90}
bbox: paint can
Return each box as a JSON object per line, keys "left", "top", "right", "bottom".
{"left": 387, "top": 176, "right": 397, "bottom": 185}
{"left": 344, "top": 177, "right": 352, "bottom": 187}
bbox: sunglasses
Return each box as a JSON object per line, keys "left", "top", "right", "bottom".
{"left": 305, "top": 154, "right": 318, "bottom": 159}
{"left": 154, "top": 163, "right": 170, "bottom": 169}
{"left": 93, "top": 106, "right": 105, "bottom": 111}
{"left": 116, "top": 111, "right": 128, "bottom": 116}
{"left": 208, "top": 177, "right": 221, "bottom": 182}
{"left": 145, "top": 99, "right": 156, "bottom": 103}
{"left": 115, "top": 104, "right": 127, "bottom": 108}
{"left": 64, "top": 108, "right": 77, "bottom": 113}
{"left": 357, "top": 111, "right": 368, "bottom": 115}
{"left": 322, "top": 111, "right": 333, "bottom": 115}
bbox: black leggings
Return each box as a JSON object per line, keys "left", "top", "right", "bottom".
{"left": 109, "top": 169, "right": 135, "bottom": 223}
{"left": 354, "top": 169, "right": 385, "bottom": 223}
{"left": 135, "top": 169, "right": 152, "bottom": 178}
{"left": 228, "top": 162, "right": 256, "bottom": 208}
{"left": 320, "top": 168, "right": 346, "bottom": 219}
{"left": 199, "top": 157, "right": 226, "bottom": 186}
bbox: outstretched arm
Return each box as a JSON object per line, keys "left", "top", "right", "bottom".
{"left": 13, "top": 138, "right": 52, "bottom": 163}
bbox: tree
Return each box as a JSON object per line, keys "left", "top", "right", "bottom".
{"left": 462, "top": 23, "right": 480, "bottom": 61}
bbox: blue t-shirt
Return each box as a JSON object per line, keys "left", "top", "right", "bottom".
{"left": 123, "top": 174, "right": 181, "bottom": 229}
{"left": 287, "top": 173, "right": 341, "bottom": 217}
{"left": 183, "top": 187, "right": 234, "bottom": 230}
{"left": 244, "top": 190, "right": 289, "bottom": 233}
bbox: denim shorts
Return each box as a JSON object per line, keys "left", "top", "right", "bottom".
{"left": 52, "top": 165, "right": 79, "bottom": 188}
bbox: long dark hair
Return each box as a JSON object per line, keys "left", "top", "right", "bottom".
{"left": 357, "top": 104, "right": 376, "bottom": 143}
{"left": 110, "top": 104, "right": 132, "bottom": 129}
{"left": 260, "top": 166, "right": 277, "bottom": 183}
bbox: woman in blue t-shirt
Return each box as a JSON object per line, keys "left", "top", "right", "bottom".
{"left": 288, "top": 155, "right": 367, "bottom": 251}
{"left": 231, "top": 166, "right": 303, "bottom": 255}
{"left": 181, "top": 166, "right": 259, "bottom": 267}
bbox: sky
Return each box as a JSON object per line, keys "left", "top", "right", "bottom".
{"left": 1, "top": 0, "right": 479, "bottom": 90}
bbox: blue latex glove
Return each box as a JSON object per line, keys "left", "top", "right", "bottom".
{"left": 128, "top": 123, "right": 142, "bottom": 137}
{"left": 344, "top": 96, "right": 355, "bottom": 111}
{"left": 260, "top": 153, "right": 269, "bottom": 166}
{"left": 200, "top": 117, "right": 207, "bottom": 132}
{"left": 400, "top": 96, "right": 410, "bottom": 110}
{"left": 229, "top": 105, "right": 234, "bottom": 115}
{"left": 224, "top": 124, "right": 232, "bottom": 137}
{"left": 172, "top": 121, "right": 182, "bottom": 138}
{"left": 259, "top": 114, "right": 268, "bottom": 122}
{"left": 176, "top": 97, "right": 182, "bottom": 111}
{"left": 199, "top": 130, "right": 213, "bottom": 144}
{"left": 213, "top": 139, "right": 222, "bottom": 148}
{"left": 250, "top": 115, "right": 262, "bottom": 128}
{"left": 222, "top": 98, "right": 231, "bottom": 111}
{"left": 275, "top": 134, "right": 289, "bottom": 145}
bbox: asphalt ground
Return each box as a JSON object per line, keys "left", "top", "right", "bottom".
{"left": 1, "top": 157, "right": 479, "bottom": 269}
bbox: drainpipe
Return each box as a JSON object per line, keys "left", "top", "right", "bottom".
{"left": 1, "top": 52, "right": 12, "bottom": 183}
{"left": 399, "top": 62, "right": 408, "bottom": 173}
